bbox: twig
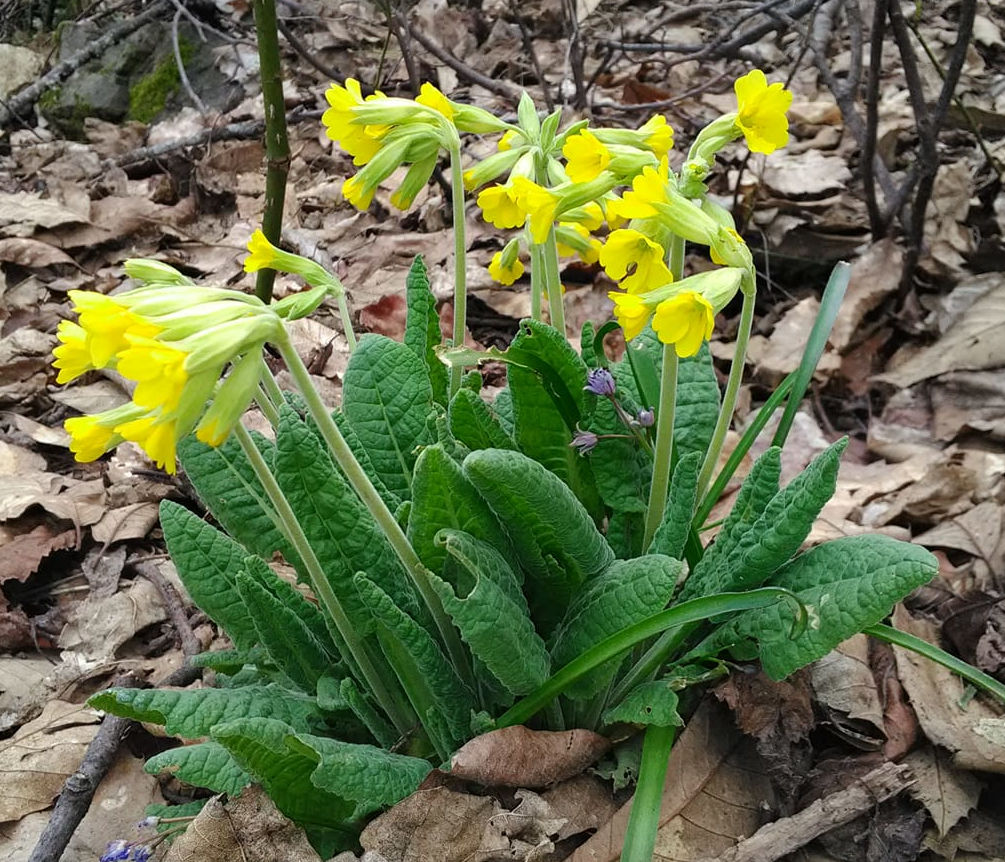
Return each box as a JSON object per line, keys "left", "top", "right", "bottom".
{"left": 252, "top": 0, "right": 293, "bottom": 303}
{"left": 564, "top": 0, "right": 588, "bottom": 109}
{"left": 700, "top": 762, "right": 914, "bottom": 862}
{"left": 514, "top": 7, "right": 553, "bottom": 111}
{"left": 27, "top": 673, "right": 143, "bottom": 862}
{"left": 132, "top": 558, "right": 202, "bottom": 657}
{"left": 277, "top": 15, "right": 340, "bottom": 80}
{"left": 387, "top": 3, "right": 421, "bottom": 94}
{"left": 397, "top": 12, "right": 522, "bottom": 103}
{"left": 172, "top": 8, "right": 207, "bottom": 113}
{"left": 0, "top": 0, "right": 169, "bottom": 129}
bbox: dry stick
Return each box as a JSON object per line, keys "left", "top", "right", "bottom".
{"left": 860, "top": 0, "right": 888, "bottom": 236}
{"left": 172, "top": 8, "right": 208, "bottom": 113}
{"left": 252, "top": 0, "right": 292, "bottom": 304}
{"left": 0, "top": 0, "right": 168, "bottom": 129}
{"left": 699, "top": 762, "right": 914, "bottom": 862}
{"left": 397, "top": 13, "right": 521, "bottom": 103}
{"left": 388, "top": 7, "right": 421, "bottom": 94}
{"left": 132, "top": 558, "right": 203, "bottom": 658}
{"left": 276, "top": 15, "right": 341, "bottom": 80}
{"left": 515, "top": 8, "right": 554, "bottom": 112}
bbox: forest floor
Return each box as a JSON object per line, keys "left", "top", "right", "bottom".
{"left": 1, "top": 1, "right": 1004, "bottom": 860}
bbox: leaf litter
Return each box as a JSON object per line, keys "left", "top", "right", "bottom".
{"left": 1, "top": 0, "right": 1005, "bottom": 859}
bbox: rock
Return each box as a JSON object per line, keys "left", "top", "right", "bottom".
{"left": 0, "top": 44, "right": 44, "bottom": 97}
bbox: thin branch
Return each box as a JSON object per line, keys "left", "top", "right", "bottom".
{"left": 277, "top": 15, "right": 341, "bottom": 80}
{"left": 172, "top": 8, "right": 208, "bottom": 113}
{"left": 133, "top": 558, "right": 202, "bottom": 657}
{"left": 515, "top": 7, "right": 554, "bottom": 111}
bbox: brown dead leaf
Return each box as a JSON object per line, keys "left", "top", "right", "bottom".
{"left": 540, "top": 774, "right": 620, "bottom": 842}
{"left": 830, "top": 239, "right": 903, "bottom": 352}
{"left": 571, "top": 700, "right": 774, "bottom": 862}
{"left": 91, "top": 502, "right": 160, "bottom": 544}
{"left": 449, "top": 726, "right": 610, "bottom": 788}
{"left": 0, "top": 191, "right": 88, "bottom": 236}
{"left": 0, "top": 473, "right": 106, "bottom": 526}
{"left": 903, "top": 746, "right": 982, "bottom": 838}
{"left": 58, "top": 577, "right": 167, "bottom": 660}
{"left": 811, "top": 635, "right": 885, "bottom": 734}
{"left": 0, "top": 237, "right": 78, "bottom": 268}
{"left": 164, "top": 786, "right": 321, "bottom": 862}
{"left": 360, "top": 293, "right": 408, "bottom": 340}
{"left": 877, "top": 274, "right": 1005, "bottom": 388}
{"left": 762, "top": 149, "right": 852, "bottom": 197}
{"left": 891, "top": 605, "right": 1005, "bottom": 774}
{"left": 0, "top": 441, "right": 47, "bottom": 475}
{"left": 746, "top": 297, "right": 841, "bottom": 385}
{"left": 0, "top": 699, "right": 101, "bottom": 822}
{"left": 0, "top": 521, "right": 76, "bottom": 583}
{"left": 361, "top": 786, "right": 496, "bottom": 862}
{"left": 930, "top": 370, "right": 1005, "bottom": 441}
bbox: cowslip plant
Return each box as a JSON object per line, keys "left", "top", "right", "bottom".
{"left": 59, "top": 72, "right": 1005, "bottom": 862}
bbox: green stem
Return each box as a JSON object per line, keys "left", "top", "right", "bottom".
{"left": 251, "top": 0, "right": 290, "bottom": 304}
{"left": 256, "top": 386, "right": 280, "bottom": 427}
{"left": 274, "top": 328, "right": 474, "bottom": 688}
{"left": 336, "top": 291, "right": 357, "bottom": 351}
{"left": 609, "top": 622, "right": 695, "bottom": 706}
{"left": 261, "top": 362, "right": 285, "bottom": 406}
{"left": 620, "top": 724, "right": 676, "bottom": 862}
{"left": 448, "top": 139, "right": 467, "bottom": 396}
{"left": 542, "top": 230, "right": 566, "bottom": 334}
{"left": 643, "top": 346, "right": 678, "bottom": 549}
{"left": 232, "top": 423, "right": 413, "bottom": 733}
{"left": 695, "top": 284, "right": 755, "bottom": 500}
{"left": 530, "top": 243, "right": 544, "bottom": 321}
{"left": 496, "top": 587, "right": 801, "bottom": 728}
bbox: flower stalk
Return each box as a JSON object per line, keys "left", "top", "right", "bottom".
{"left": 542, "top": 228, "right": 566, "bottom": 334}
{"left": 448, "top": 138, "right": 468, "bottom": 395}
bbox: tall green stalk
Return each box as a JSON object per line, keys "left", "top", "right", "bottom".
{"left": 273, "top": 327, "right": 474, "bottom": 688}
{"left": 695, "top": 283, "right": 755, "bottom": 499}
{"left": 251, "top": 0, "right": 290, "bottom": 304}
{"left": 621, "top": 724, "right": 676, "bottom": 862}
{"left": 530, "top": 243, "right": 544, "bottom": 321}
{"left": 232, "top": 423, "right": 414, "bottom": 733}
{"left": 542, "top": 230, "right": 566, "bottom": 334}
{"left": 448, "top": 139, "right": 468, "bottom": 395}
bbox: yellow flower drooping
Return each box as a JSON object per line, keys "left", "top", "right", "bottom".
{"left": 510, "top": 176, "right": 560, "bottom": 244}
{"left": 69, "top": 291, "right": 161, "bottom": 368}
{"left": 638, "top": 114, "right": 674, "bottom": 159}
{"left": 117, "top": 335, "right": 190, "bottom": 412}
{"left": 608, "top": 291, "right": 652, "bottom": 341}
{"left": 342, "top": 174, "right": 376, "bottom": 211}
{"left": 53, "top": 320, "right": 93, "bottom": 384}
{"left": 562, "top": 129, "right": 612, "bottom": 183}
{"left": 415, "top": 82, "right": 456, "bottom": 119}
{"left": 616, "top": 161, "right": 670, "bottom": 220}
{"left": 65, "top": 415, "right": 119, "bottom": 462}
{"left": 488, "top": 251, "right": 525, "bottom": 285}
{"left": 733, "top": 69, "right": 793, "bottom": 154}
{"left": 322, "top": 78, "right": 388, "bottom": 166}
{"left": 115, "top": 414, "right": 179, "bottom": 473}
{"left": 651, "top": 291, "right": 715, "bottom": 357}
{"left": 498, "top": 130, "right": 520, "bottom": 151}
{"left": 477, "top": 184, "right": 525, "bottom": 229}
{"left": 599, "top": 229, "right": 673, "bottom": 294}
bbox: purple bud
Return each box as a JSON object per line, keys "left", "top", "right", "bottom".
{"left": 100, "top": 841, "right": 131, "bottom": 862}
{"left": 636, "top": 408, "right": 655, "bottom": 428}
{"left": 584, "top": 368, "right": 616, "bottom": 397}
{"left": 570, "top": 430, "right": 599, "bottom": 455}
{"left": 131, "top": 847, "right": 152, "bottom": 862}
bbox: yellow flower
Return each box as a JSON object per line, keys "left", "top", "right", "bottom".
{"left": 53, "top": 320, "right": 93, "bottom": 384}
{"left": 342, "top": 174, "right": 376, "bottom": 211}
{"left": 116, "top": 336, "right": 189, "bottom": 412}
{"left": 69, "top": 291, "right": 161, "bottom": 367}
{"left": 498, "top": 130, "right": 520, "bottom": 151}
{"left": 639, "top": 114, "right": 674, "bottom": 158}
{"left": 616, "top": 160, "right": 670, "bottom": 220}
{"left": 115, "top": 414, "right": 179, "bottom": 474}
{"left": 734, "top": 69, "right": 793, "bottom": 154}
{"left": 322, "top": 78, "right": 387, "bottom": 166}
{"left": 651, "top": 291, "right": 714, "bottom": 357}
{"left": 556, "top": 223, "right": 601, "bottom": 264}
{"left": 599, "top": 229, "right": 673, "bottom": 294}
{"left": 511, "top": 176, "right": 559, "bottom": 244}
{"left": 710, "top": 227, "right": 746, "bottom": 266}
{"left": 608, "top": 292, "right": 651, "bottom": 341}
{"left": 244, "top": 228, "right": 278, "bottom": 272}
{"left": 488, "top": 251, "right": 525, "bottom": 285}
{"left": 562, "top": 129, "right": 612, "bottom": 183}
{"left": 65, "top": 414, "right": 119, "bottom": 462}
{"left": 415, "top": 82, "right": 455, "bottom": 119}
{"left": 195, "top": 351, "right": 263, "bottom": 447}
{"left": 476, "top": 184, "right": 525, "bottom": 229}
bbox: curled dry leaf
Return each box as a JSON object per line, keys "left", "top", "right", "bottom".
{"left": 903, "top": 746, "right": 982, "bottom": 839}
{"left": 449, "top": 725, "right": 611, "bottom": 788}
{"left": 811, "top": 634, "right": 885, "bottom": 737}
{"left": 164, "top": 786, "right": 322, "bottom": 862}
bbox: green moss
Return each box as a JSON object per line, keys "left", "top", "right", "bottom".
{"left": 128, "top": 38, "right": 195, "bottom": 124}
{"left": 38, "top": 85, "right": 92, "bottom": 139}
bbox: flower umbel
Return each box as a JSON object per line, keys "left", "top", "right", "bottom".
{"left": 651, "top": 291, "right": 715, "bottom": 357}
{"left": 733, "top": 69, "right": 793, "bottom": 154}
{"left": 599, "top": 229, "right": 674, "bottom": 295}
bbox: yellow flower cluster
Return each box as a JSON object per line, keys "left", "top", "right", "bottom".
{"left": 54, "top": 267, "right": 281, "bottom": 472}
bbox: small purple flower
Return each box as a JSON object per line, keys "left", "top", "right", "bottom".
{"left": 130, "top": 846, "right": 152, "bottom": 862}
{"left": 636, "top": 408, "right": 655, "bottom": 428}
{"left": 584, "top": 368, "right": 616, "bottom": 397}
{"left": 137, "top": 816, "right": 158, "bottom": 829}
{"left": 570, "top": 430, "right": 599, "bottom": 455}
{"left": 100, "top": 841, "right": 131, "bottom": 862}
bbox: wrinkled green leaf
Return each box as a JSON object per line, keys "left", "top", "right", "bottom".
{"left": 275, "top": 405, "right": 419, "bottom": 632}
{"left": 430, "top": 541, "right": 549, "bottom": 696}
{"left": 177, "top": 433, "right": 295, "bottom": 564}
{"left": 603, "top": 681, "right": 682, "bottom": 728}
{"left": 437, "top": 528, "right": 526, "bottom": 612}
{"left": 144, "top": 741, "right": 250, "bottom": 796}
{"left": 464, "top": 448, "right": 615, "bottom": 635}
{"left": 342, "top": 334, "right": 434, "bottom": 498}
{"left": 683, "top": 440, "right": 847, "bottom": 600}
{"left": 333, "top": 409, "right": 402, "bottom": 511}
{"left": 89, "top": 685, "right": 322, "bottom": 738}
{"left": 159, "top": 500, "right": 258, "bottom": 650}
{"left": 353, "top": 574, "right": 474, "bottom": 752}
{"left": 550, "top": 555, "right": 681, "bottom": 700}
{"left": 404, "top": 255, "right": 448, "bottom": 406}
{"left": 707, "top": 536, "right": 938, "bottom": 679}
{"left": 407, "top": 444, "right": 510, "bottom": 576}
{"left": 607, "top": 510, "right": 646, "bottom": 560}
{"left": 448, "top": 387, "right": 517, "bottom": 452}
{"left": 188, "top": 647, "right": 270, "bottom": 674}
{"left": 320, "top": 673, "right": 398, "bottom": 750}
{"left": 588, "top": 396, "right": 648, "bottom": 516}
{"left": 649, "top": 452, "right": 702, "bottom": 560}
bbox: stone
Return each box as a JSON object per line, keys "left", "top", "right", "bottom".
{"left": 0, "top": 44, "right": 44, "bottom": 97}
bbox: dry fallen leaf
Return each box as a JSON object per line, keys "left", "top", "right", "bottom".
{"left": 449, "top": 725, "right": 611, "bottom": 788}
{"left": 811, "top": 635, "right": 886, "bottom": 735}
{"left": 829, "top": 239, "right": 903, "bottom": 353}
{"left": 745, "top": 297, "right": 841, "bottom": 385}
{"left": 903, "top": 746, "right": 982, "bottom": 838}
{"left": 91, "top": 502, "right": 161, "bottom": 544}
{"left": 0, "top": 699, "right": 101, "bottom": 823}
{"left": 58, "top": 577, "right": 168, "bottom": 660}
